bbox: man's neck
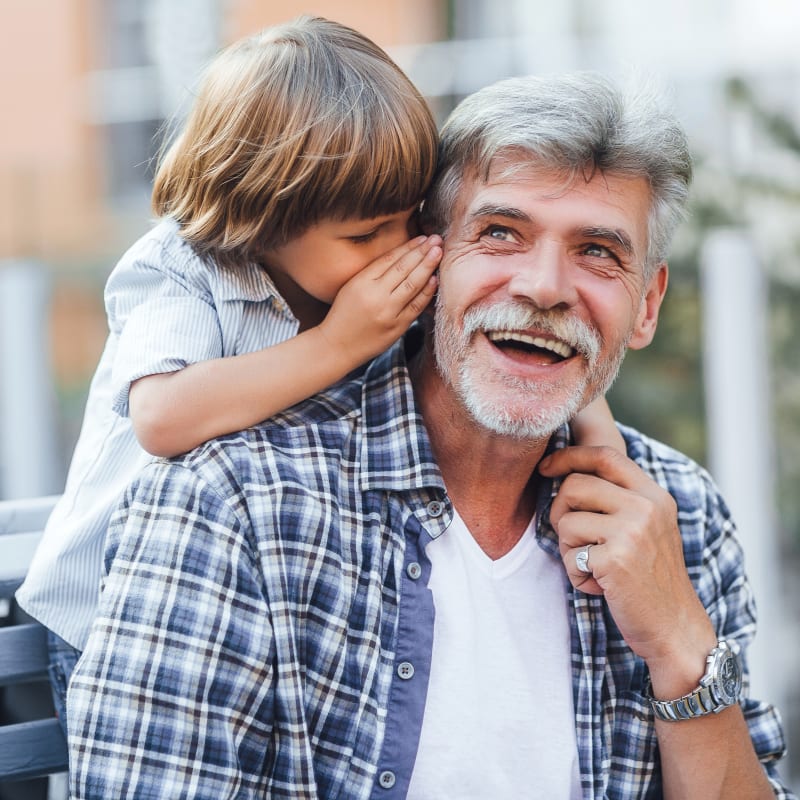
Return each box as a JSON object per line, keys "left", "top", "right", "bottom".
{"left": 410, "top": 345, "right": 550, "bottom": 560}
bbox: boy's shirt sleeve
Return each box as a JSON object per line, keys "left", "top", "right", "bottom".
{"left": 105, "top": 237, "right": 223, "bottom": 417}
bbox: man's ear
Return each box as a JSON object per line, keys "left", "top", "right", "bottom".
{"left": 628, "top": 262, "right": 668, "bottom": 350}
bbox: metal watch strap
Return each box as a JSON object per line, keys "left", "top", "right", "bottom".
{"left": 645, "top": 639, "right": 742, "bottom": 722}
{"left": 649, "top": 684, "right": 718, "bottom": 721}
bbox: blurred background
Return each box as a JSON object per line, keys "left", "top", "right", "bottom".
{"left": 1, "top": 0, "right": 798, "bottom": 793}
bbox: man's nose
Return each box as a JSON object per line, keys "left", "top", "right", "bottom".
{"left": 506, "top": 244, "right": 578, "bottom": 310}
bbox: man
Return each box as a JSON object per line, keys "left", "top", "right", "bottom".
{"left": 67, "top": 73, "right": 793, "bottom": 798}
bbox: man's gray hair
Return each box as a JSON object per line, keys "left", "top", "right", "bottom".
{"left": 422, "top": 72, "right": 692, "bottom": 276}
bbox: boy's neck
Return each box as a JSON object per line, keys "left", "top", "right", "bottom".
{"left": 262, "top": 263, "right": 329, "bottom": 331}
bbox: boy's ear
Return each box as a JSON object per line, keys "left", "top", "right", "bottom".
{"left": 628, "top": 262, "right": 668, "bottom": 350}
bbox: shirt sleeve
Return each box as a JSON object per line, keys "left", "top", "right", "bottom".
{"left": 694, "top": 471, "right": 795, "bottom": 798}
{"left": 105, "top": 243, "right": 224, "bottom": 417}
{"left": 67, "top": 461, "right": 276, "bottom": 800}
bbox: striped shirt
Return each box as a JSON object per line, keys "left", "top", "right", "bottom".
{"left": 67, "top": 334, "right": 794, "bottom": 799}
{"left": 16, "top": 218, "right": 299, "bottom": 648}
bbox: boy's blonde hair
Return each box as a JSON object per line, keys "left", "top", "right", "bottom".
{"left": 152, "top": 16, "right": 438, "bottom": 269}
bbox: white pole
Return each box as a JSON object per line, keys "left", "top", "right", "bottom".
{"left": 700, "top": 229, "right": 785, "bottom": 707}
{"left": 0, "top": 262, "right": 60, "bottom": 499}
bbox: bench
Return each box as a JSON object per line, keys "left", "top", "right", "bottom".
{"left": 0, "top": 495, "right": 69, "bottom": 787}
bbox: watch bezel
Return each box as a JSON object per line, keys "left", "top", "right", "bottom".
{"left": 705, "top": 641, "right": 743, "bottom": 707}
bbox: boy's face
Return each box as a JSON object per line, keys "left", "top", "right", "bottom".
{"left": 263, "top": 207, "right": 419, "bottom": 305}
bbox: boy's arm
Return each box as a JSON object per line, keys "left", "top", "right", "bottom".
{"left": 130, "top": 325, "right": 371, "bottom": 455}
{"left": 130, "top": 236, "right": 441, "bottom": 457}
{"left": 570, "top": 395, "right": 626, "bottom": 453}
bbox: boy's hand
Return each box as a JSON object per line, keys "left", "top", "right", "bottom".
{"left": 318, "top": 235, "right": 442, "bottom": 366}
{"left": 571, "top": 395, "right": 626, "bottom": 453}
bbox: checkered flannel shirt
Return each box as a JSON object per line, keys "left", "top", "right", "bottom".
{"left": 68, "top": 334, "right": 793, "bottom": 799}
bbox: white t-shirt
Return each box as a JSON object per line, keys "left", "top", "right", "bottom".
{"left": 407, "top": 509, "right": 582, "bottom": 800}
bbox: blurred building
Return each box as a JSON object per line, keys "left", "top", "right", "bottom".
{"left": 0, "top": 0, "right": 448, "bottom": 469}
{"left": 1, "top": 0, "right": 445, "bottom": 264}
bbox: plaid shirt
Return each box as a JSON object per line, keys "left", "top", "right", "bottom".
{"left": 68, "top": 333, "right": 793, "bottom": 799}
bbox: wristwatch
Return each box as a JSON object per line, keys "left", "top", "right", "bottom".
{"left": 646, "top": 640, "right": 743, "bottom": 722}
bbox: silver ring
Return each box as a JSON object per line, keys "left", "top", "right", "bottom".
{"left": 575, "top": 544, "right": 593, "bottom": 574}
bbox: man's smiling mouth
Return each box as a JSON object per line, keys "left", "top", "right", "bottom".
{"left": 486, "top": 330, "right": 575, "bottom": 361}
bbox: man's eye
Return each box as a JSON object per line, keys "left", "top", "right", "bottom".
{"left": 583, "top": 243, "right": 614, "bottom": 258}
{"left": 484, "top": 226, "right": 516, "bottom": 243}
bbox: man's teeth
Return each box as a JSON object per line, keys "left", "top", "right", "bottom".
{"left": 486, "top": 331, "right": 574, "bottom": 359}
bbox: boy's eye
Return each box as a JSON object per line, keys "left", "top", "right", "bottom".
{"left": 349, "top": 230, "right": 378, "bottom": 244}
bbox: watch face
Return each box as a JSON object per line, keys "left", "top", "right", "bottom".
{"left": 715, "top": 649, "right": 743, "bottom": 705}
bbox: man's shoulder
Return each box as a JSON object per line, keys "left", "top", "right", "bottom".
{"left": 125, "top": 384, "right": 364, "bottom": 536}
{"left": 216, "top": 377, "right": 358, "bottom": 447}
{"left": 168, "top": 369, "right": 367, "bottom": 485}
{"left": 142, "top": 336, "right": 420, "bottom": 513}
{"left": 618, "top": 423, "right": 716, "bottom": 499}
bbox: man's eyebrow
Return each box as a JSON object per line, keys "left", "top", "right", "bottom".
{"left": 468, "top": 204, "right": 532, "bottom": 223}
{"left": 580, "top": 226, "right": 635, "bottom": 257}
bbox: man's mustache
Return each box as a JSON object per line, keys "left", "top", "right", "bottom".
{"left": 461, "top": 303, "right": 601, "bottom": 362}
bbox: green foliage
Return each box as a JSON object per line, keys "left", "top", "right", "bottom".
{"left": 609, "top": 257, "right": 706, "bottom": 465}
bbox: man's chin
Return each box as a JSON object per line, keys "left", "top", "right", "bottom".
{"left": 461, "top": 389, "right": 581, "bottom": 442}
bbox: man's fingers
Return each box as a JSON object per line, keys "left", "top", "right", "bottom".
{"left": 540, "top": 444, "right": 644, "bottom": 492}
{"left": 553, "top": 508, "right": 615, "bottom": 550}
{"left": 563, "top": 542, "right": 605, "bottom": 595}
{"left": 548, "top": 471, "right": 622, "bottom": 517}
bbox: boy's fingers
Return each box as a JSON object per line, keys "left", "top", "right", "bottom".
{"left": 400, "top": 274, "right": 439, "bottom": 317}
{"left": 387, "top": 244, "right": 442, "bottom": 299}
{"left": 375, "top": 235, "right": 442, "bottom": 285}
{"left": 351, "top": 236, "right": 427, "bottom": 280}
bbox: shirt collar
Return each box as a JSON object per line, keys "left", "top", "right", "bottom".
{"left": 359, "top": 329, "right": 445, "bottom": 495}
{"left": 209, "top": 259, "right": 291, "bottom": 310}
{"left": 357, "top": 328, "right": 574, "bottom": 509}
{"left": 534, "top": 423, "right": 572, "bottom": 557}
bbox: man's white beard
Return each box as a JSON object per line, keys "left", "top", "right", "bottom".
{"left": 433, "top": 299, "right": 629, "bottom": 441}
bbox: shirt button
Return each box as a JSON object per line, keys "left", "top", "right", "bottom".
{"left": 407, "top": 562, "right": 422, "bottom": 580}
{"left": 379, "top": 770, "right": 396, "bottom": 789}
{"left": 426, "top": 500, "right": 444, "bottom": 517}
{"left": 397, "top": 661, "right": 415, "bottom": 680}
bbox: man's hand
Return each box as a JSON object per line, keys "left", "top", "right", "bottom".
{"left": 538, "top": 446, "right": 715, "bottom": 677}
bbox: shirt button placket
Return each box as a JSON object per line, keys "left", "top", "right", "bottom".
{"left": 397, "top": 661, "right": 415, "bottom": 680}
{"left": 378, "top": 770, "right": 396, "bottom": 789}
